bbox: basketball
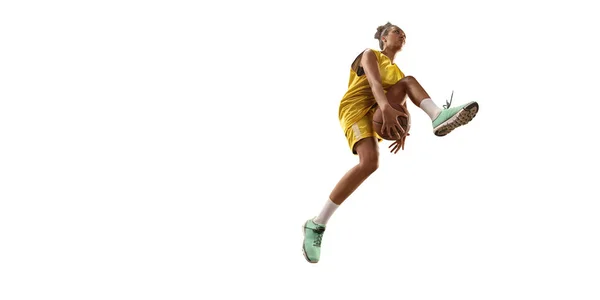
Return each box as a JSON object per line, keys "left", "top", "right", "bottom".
{"left": 372, "top": 102, "right": 410, "bottom": 140}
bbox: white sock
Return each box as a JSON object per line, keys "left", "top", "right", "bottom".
{"left": 313, "top": 198, "right": 339, "bottom": 225}
{"left": 420, "top": 98, "right": 442, "bottom": 121}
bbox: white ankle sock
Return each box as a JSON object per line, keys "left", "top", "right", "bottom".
{"left": 313, "top": 199, "right": 339, "bottom": 225}
{"left": 420, "top": 98, "right": 442, "bottom": 120}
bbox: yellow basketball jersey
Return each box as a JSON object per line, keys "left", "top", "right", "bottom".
{"left": 338, "top": 49, "right": 405, "bottom": 131}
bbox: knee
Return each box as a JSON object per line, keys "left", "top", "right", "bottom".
{"left": 390, "top": 76, "right": 415, "bottom": 96}
{"left": 355, "top": 138, "right": 379, "bottom": 174}
{"left": 359, "top": 152, "right": 379, "bottom": 174}
{"left": 399, "top": 75, "right": 415, "bottom": 84}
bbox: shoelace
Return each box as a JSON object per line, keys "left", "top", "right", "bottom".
{"left": 312, "top": 226, "right": 325, "bottom": 247}
{"left": 443, "top": 90, "right": 454, "bottom": 109}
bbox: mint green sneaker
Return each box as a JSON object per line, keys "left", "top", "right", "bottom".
{"left": 432, "top": 98, "right": 479, "bottom": 136}
{"left": 302, "top": 218, "right": 326, "bottom": 263}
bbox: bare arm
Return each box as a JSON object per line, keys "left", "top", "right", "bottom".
{"left": 361, "top": 49, "right": 391, "bottom": 110}
{"left": 361, "top": 49, "right": 406, "bottom": 138}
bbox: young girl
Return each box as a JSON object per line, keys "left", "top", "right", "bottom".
{"left": 302, "top": 22, "right": 479, "bottom": 263}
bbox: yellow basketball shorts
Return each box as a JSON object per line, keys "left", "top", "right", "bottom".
{"left": 344, "top": 108, "right": 383, "bottom": 155}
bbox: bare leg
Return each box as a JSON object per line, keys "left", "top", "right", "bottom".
{"left": 389, "top": 75, "right": 479, "bottom": 137}
{"left": 388, "top": 76, "right": 431, "bottom": 107}
{"left": 328, "top": 137, "right": 379, "bottom": 205}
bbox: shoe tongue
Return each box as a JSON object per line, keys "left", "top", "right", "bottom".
{"left": 311, "top": 219, "right": 326, "bottom": 228}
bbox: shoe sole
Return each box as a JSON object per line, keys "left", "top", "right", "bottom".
{"left": 433, "top": 101, "right": 479, "bottom": 137}
{"left": 302, "top": 221, "right": 318, "bottom": 264}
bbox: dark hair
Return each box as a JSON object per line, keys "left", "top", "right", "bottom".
{"left": 374, "top": 22, "right": 396, "bottom": 50}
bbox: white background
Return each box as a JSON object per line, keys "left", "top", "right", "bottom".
{"left": 1, "top": 0, "right": 599, "bottom": 299}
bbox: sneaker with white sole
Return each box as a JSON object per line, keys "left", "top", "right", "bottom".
{"left": 302, "top": 218, "right": 326, "bottom": 263}
{"left": 432, "top": 101, "right": 479, "bottom": 136}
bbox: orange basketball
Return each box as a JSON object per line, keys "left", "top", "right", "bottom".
{"left": 372, "top": 102, "right": 410, "bottom": 140}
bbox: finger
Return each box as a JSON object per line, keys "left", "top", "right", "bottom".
{"left": 392, "top": 126, "right": 399, "bottom": 138}
{"left": 397, "top": 125, "right": 406, "bottom": 136}
{"left": 396, "top": 129, "right": 404, "bottom": 141}
{"left": 385, "top": 125, "right": 392, "bottom": 138}
{"left": 393, "top": 122, "right": 402, "bottom": 137}
{"left": 385, "top": 126, "right": 396, "bottom": 137}
{"left": 396, "top": 111, "right": 409, "bottom": 118}
{"left": 389, "top": 126, "right": 398, "bottom": 139}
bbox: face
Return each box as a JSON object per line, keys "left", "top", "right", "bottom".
{"left": 383, "top": 27, "right": 406, "bottom": 51}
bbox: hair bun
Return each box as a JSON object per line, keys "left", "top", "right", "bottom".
{"left": 374, "top": 22, "right": 393, "bottom": 40}
{"left": 374, "top": 25, "right": 385, "bottom": 39}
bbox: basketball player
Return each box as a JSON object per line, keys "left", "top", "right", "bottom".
{"left": 302, "top": 22, "right": 479, "bottom": 263}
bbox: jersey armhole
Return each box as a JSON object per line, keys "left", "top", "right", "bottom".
{"left": 351, "top": 51, "right": 365, "bottom": 76}
{"left": 351, "top": 49, "right": 379, "bottom": 76}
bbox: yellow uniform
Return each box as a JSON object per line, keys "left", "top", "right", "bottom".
{"left": 339, "top": 49, "right": 405, "bottom": 154}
